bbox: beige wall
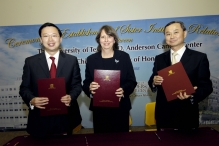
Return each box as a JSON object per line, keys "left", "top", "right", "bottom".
{"left": 0, "top": 0, "right": 219, "bottom": 26}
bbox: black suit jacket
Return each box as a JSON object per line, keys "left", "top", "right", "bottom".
{"left": 19, "top": 51, "right": 82, "bottom": 137}
{"left": 82, "top": 50, "right": 137, "bottom": 111}
{"left": 148, "top": 47, "right": 213, "bottom": 129}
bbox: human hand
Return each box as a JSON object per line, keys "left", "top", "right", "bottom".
{"left": 30, "top": 97, "right": 49, "bottom": 109}
{"left": 115, "top": 88, "right": 124, "bottom": 101}
{"left": 89, "top": 82, "right": 100, "bottom": 94}
{"left": 153, "top": 75, "right": 163, "bottom": 85}
{"left": 61, "top": 94, "right": 71, "bottom": 106}
{"left": 177, "top": 86, "right": 197, "bottom": 100}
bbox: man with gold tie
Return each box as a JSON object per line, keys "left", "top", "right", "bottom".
{"left": 148, "top": 21, "right": 213, "bottom": 131}
{"left": 19, "top": 23, "right": 82, "bottom": 138}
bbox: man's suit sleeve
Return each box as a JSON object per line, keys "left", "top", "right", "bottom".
{"left": 148, "top": 56, "right": 158, "bottom": 93}
{"left": 193, "top": 54, "right": 213, "bottom": 103}
{"left": 68, "top": 57, "right": 82, "bottom": 101}
{"left": 19, "top": 58, "right": 35, "bottom": 106}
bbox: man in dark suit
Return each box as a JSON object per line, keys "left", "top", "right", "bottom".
{"left": 19, "top": 22, "right": 82, "bottom": 138}
{"left": 148, "top": 21, "right": 213, "bottom": 130}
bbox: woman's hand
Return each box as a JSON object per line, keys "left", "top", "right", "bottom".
{"left": 116, "top": 88, "right": 124, "bottom": 101}
{"left": 89, "top": 82, "right": 100, "bottom": 94}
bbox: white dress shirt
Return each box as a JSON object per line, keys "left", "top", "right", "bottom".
{"left": 45, "top": 51, "right": 60, "bottom": 70}
{"left": 170, "top": 46, "right": 186, "bottom": 63}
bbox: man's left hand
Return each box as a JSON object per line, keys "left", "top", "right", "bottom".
{"left": 61, "top": 94, "right": 71, "bottom": 106}
{"left": 177, "top": 86, "right": 197, "bottom": 100}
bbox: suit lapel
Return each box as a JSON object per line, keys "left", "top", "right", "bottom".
{"left": 180, "top": 47, "right": 191, "bottom": 65}
{"left": 38, "top": 53, "right": 50, "bottom": 78}
{"left": 56, "top": 52, "right": 66, "bottom": 77}
{"left": 164, "top": 50, "right": 172, "bottom": 66}
{"left": 113, "top": 50, "right": 122, "bottom": 70}
{"left": 94, "top": 52, "right": 104, "bottom": 69}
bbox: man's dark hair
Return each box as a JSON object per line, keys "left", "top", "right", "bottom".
{"left": 95, "top": 25, "right": 119, "bottom": 52}
{"left": 38, "top": 22, "right": 62, "bottom": 37}
{"left": 164, "top": 21, "right": 186, "bottom": 34}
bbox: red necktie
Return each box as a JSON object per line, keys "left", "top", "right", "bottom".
{"left": 49, "top": 57, "right": 56, "bottom": 78}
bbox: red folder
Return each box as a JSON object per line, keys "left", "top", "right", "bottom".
{"left": 93, "top": 70, "right": 120, "bottom": 107}
{"left": 157, "top": 62, "right": 195, "bottom": 101}
{"left": 38, "top": 77, "right": 67, "bottom": 116}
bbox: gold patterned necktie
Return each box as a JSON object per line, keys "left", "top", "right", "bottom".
{"left": 172, "top": 52, "right": 178, "bottom": 65}
{"left": 49, "top": 57, "right": 56, "bottom": 78}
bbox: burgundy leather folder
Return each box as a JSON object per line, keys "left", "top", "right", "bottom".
{"left": 38, "top": 77, "right": 67, "bottom": 116}
{"left": 93, "top": 70, "right": 120, "bottom": 107}
{"left": 158, "top": 62, "right": 195, "bottom": 101}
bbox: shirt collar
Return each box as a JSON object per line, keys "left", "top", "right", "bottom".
{"left": 171, "top": 45, "right": 186, "bottom": 56}
{"left": 45, "top": 51, "right": 60, "bottom": 60}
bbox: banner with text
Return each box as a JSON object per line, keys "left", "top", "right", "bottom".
{"left": 0, "top": 15, "right": 219, "bottom": 130}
